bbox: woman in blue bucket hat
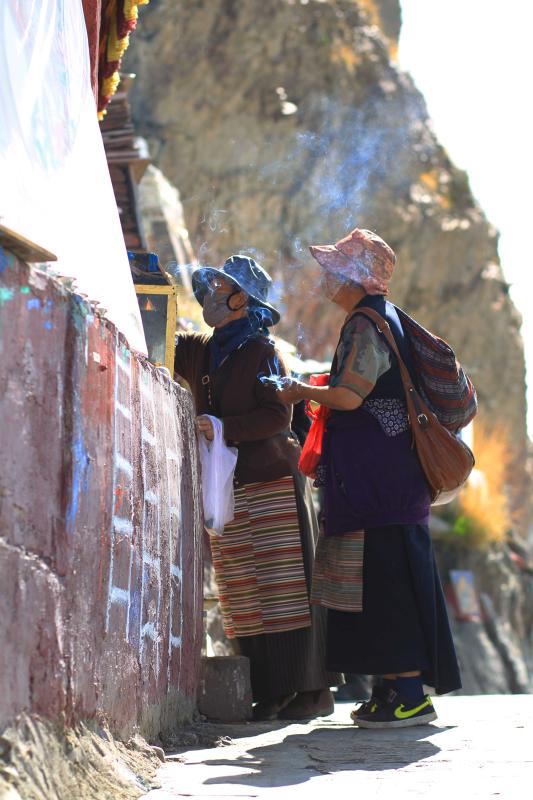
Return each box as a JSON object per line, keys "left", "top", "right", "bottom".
{"left": 174, "top": 254, "right": 343, "bottom": 721}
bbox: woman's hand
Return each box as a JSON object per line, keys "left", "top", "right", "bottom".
{"left": 275, "top": 379, "right": 306, "bottom": 405}
{"left": 197, "top": 415, "right": 215, "bottom": 441}
{"left": 279, "top": 381, "right": 363, "bottom": 412}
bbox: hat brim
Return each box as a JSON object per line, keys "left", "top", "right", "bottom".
{"left": 309, "top": 244, "right": 351, "bottom": 273}
{"left": 191, "top": 266, "right": 280, "bottom": 326}
{"left": 191, "top": 266, "right": 239, "bottom": 303}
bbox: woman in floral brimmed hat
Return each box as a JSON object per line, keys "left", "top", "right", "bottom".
{"left": 174, "top": 254, "right": 342, "bottom": 721}
{"left": 277, "top": 228, "right": 461, "bottom": 729}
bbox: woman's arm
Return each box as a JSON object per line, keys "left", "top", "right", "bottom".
{"left": 197, "top": 391, "right": 291, "bottom": 442}
{"left": 221, "top": 344, "right": 292, "bottom": 442}
{"left": 277, "top": 381, "right": 363, "bottom": 411}
{"left": 222, "top": 380, "right": 291, "bottom": 442}
{"left": 199, "top": 372, "right": 357, "bottom": 442}
{"left": 277, "top": 315, "right": 390, "bottom": 410}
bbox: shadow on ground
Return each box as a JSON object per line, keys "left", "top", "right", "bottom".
{"left": 200, "top": 722, "right": 449, "bottom": 789}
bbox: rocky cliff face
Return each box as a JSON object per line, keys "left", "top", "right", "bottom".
{"left": 434, "top": 539, "right": 533, "bottom": 695}
{"left": 124, "top": 0, "right": 532, "bottom": 692}
{"left": 125, "top": 0, "right": 529, "bottom": 528}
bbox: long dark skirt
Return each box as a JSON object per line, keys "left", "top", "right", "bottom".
{"left": 326, "top": 524, "right": 461, "bottom": 695}
{"left": 237, "top": 604, "right": 341, "bottom": 702}
{"left": 237, "top": 473, "right": 343, "bottom": 702}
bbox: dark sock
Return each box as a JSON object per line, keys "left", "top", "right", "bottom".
{"left": 394, "top": 676, "right": 425, "bottom": 704}
{"left": 369, "top": 678, "right": 396, "bottom": 700}
{"left": 380, "top": 678, "right": 397, "bottom": 694}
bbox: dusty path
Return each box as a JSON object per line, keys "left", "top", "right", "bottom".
{"left": 141, "top": 695, "right": 532, "bottom": 799}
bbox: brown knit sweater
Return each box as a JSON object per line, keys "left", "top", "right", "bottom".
{"left": 174, "top": 333, "right": 301, "bottom": 484}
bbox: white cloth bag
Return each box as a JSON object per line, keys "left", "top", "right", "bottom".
{"left": 198, "top": 415, "right": 238, "bottom": 535}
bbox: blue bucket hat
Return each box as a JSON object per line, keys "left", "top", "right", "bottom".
{"left": 192, "top": 255, "right": 280, "bottom": 326}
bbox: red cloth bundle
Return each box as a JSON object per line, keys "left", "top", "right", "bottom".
{"left": 298, "top": 373, "right": 330, "bottom": 479}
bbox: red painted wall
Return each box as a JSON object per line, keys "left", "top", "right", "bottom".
{"left": 0, "top": 248, "right": 203, "bottom": 739}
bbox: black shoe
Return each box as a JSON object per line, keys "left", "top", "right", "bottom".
{"left": 252, "top": 693, "right": 296, "bottom": 721}
{"left": 277, "top": 689, "right": 335, "bottom": 721}
{"left": 350, "top": 684, "right": 389, "bottom": 723}
{"left": 355, "top": 689, "right": 437, "bottom": 729}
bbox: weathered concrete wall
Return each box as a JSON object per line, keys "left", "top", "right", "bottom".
{"left": 0, "top": 247, "right": 203, "bottom": 740}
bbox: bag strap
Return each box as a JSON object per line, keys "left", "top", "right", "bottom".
{"left": 201, "top": 344, "right": 216, "bottom": 413}
{"left": 201, "top": 343, "right": 233, "bottom": 416}
{"left": 352, "top": 307, "right": 431, "bottom": 432}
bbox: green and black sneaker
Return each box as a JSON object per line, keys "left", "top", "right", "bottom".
{"left": 354, "top": 689, "right": 437, "bottom": 729}
{"left": 350, "top": 685, "right": 389, "bottom": 723}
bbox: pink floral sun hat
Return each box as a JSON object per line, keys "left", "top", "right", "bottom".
{"left": 309, "top": 227, "right": 396, "bottom": 296}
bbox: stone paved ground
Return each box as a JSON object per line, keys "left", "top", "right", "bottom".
{"left": 141, "top": 696, "right": 532, "bottom": 799}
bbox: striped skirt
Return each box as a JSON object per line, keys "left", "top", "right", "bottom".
{"left": 209, "top": 475, "right": 311, "bottom": 638}
{"left": 311, "top": 530, "right": 365, "bottom": 612}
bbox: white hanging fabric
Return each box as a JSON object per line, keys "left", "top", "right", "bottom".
{"left": 0, "top": 0, "right": 147, "bottom": 354}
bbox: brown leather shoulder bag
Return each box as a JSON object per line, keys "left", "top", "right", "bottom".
{"left": 354, "top": 307, "right": 475, "bottom": 506}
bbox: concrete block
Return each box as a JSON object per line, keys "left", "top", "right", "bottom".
{"left": 197, "top": 656, "right": 252, "bottom": 722}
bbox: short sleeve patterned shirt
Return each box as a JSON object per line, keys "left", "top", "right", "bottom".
{"left": 330, "top": 314, "right": 391, "bottom": 398}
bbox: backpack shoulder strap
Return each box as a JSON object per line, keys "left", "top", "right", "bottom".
{"left": 349, "top": 307, "right": 405, "bottom": 368}
{"left": 355, "top": 307, "right": 439, "bottom": 429}
{"left": 352, "top": 307, "right": 419, "bottom": 401}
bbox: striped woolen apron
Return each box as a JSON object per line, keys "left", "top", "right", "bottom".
{"left": 311, "top": 530, "right": 365, "bottom": 612}
{"left": 209, "top": 476, "right": 311, "bottom": 638}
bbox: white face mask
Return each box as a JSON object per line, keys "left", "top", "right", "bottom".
{"left": 322, "top": 272, "right": 347, "bottom": 301}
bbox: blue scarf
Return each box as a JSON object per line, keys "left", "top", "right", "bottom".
{"left": 209, "top": 308, "right": 273, "bottom": 372}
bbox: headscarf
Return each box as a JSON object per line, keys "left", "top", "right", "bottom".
{"left": 209, "top": 306, "right": 273, "bottom": 372}
{"left": 309, "top": 227, "right": 396, "bottom": 296}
